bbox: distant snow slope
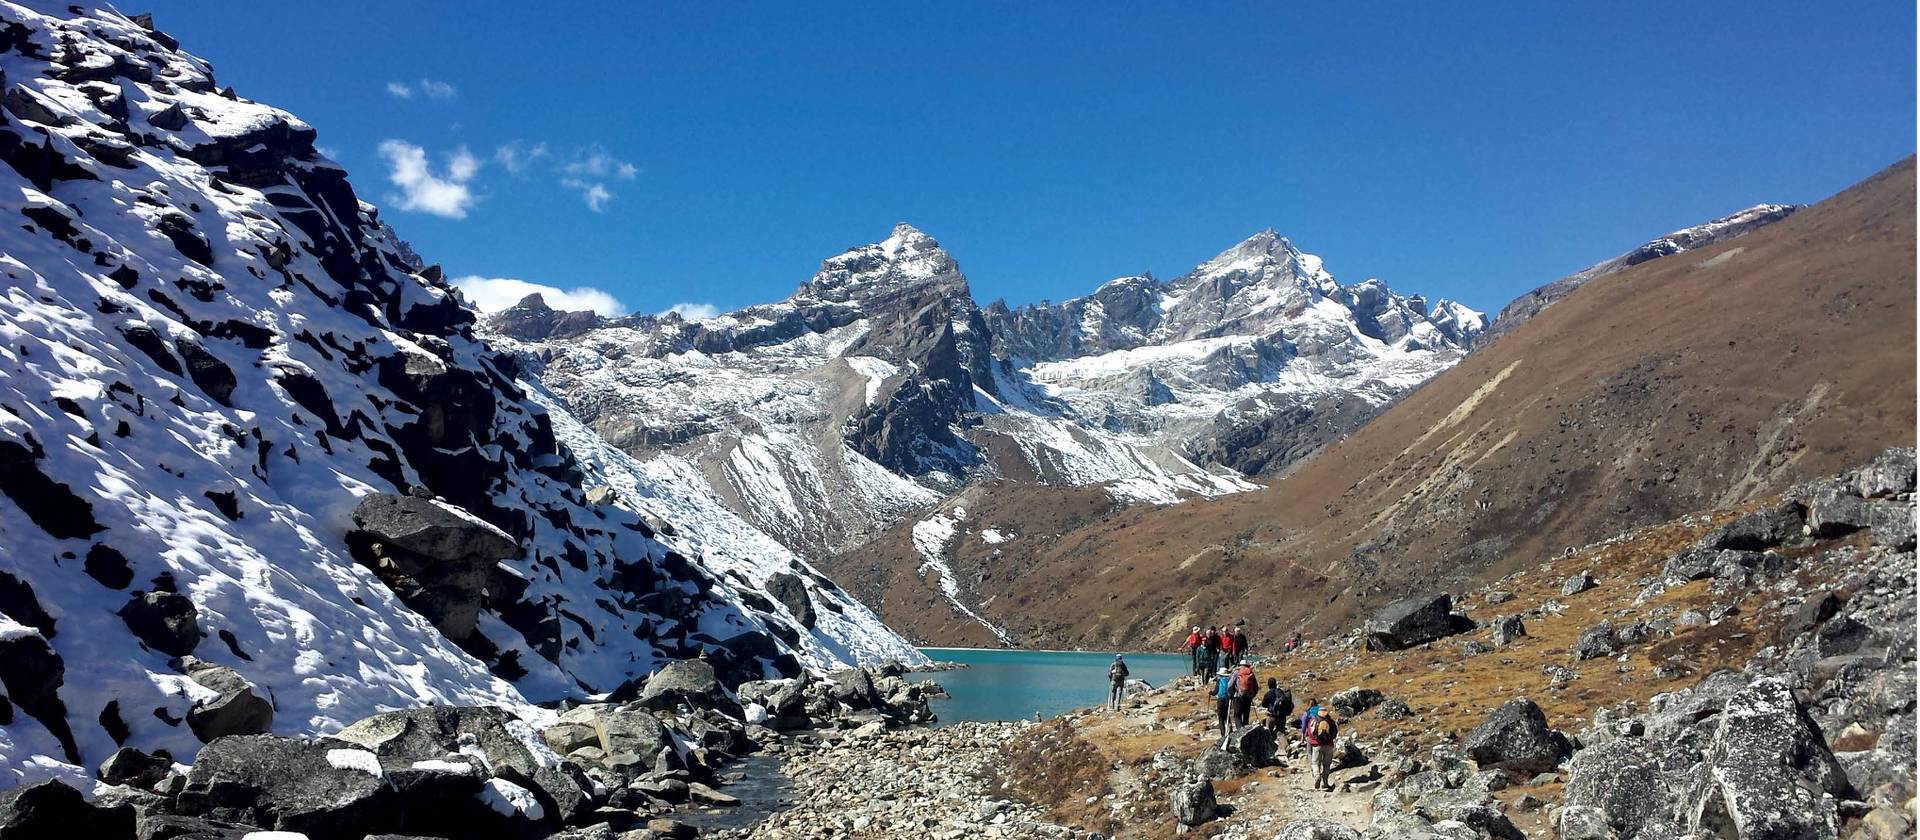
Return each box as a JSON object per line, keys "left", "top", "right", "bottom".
{"left": 0, "top": 1, "right": 918, "bottom": 786}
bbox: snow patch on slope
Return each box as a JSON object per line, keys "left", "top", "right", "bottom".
{"left": 910, "top": 509, "right": 1011, "bottom": 645}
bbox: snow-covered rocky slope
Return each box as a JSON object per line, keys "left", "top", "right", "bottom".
{"left": 492, "top": 226, "right": 1484, "bottom": 567}
{"left": 0, "top": 1, "right": 918, "bottom": 787}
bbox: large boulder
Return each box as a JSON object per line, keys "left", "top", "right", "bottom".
{"left": 637, "top": 659, "right": 736, "bottom": 715}
{"left": 1328, "top": 686, "right": 1384, "bottom": 718}
{"left": 763, "top": 573, "right": 815, "bottom": 629}
{"left": 1686, "top": 677, "right": 1849, "bottom": 839}
{"left": 347, "top": 493, "right": 520, "bottom": 642}
{"left": 1464, "top": 698, "right": 1571, "bottom": 775}
{"left": 1364, "top": 593, "right": 1471, "bottom": 651}
{"left": 1225, "top": 724, "right": 1276, "bottom": 766}
{"left": 331, "top": 705, "right": 590, "bottom": 825}
{"left": 1851, "top": 447, "right": 1915, "bottom": 499}
{"left": 1273, "top": 818, "right": 1362, "bottom": 840}
{"left": 1805, "top": 484, "right": 1873, "bottom": 539}
{"left": 0, "top": 779, "right": 135, "bottom": 838}
{"left": 1490, "top": 614, "right": 1526, "bottom": 646}
{"left": 1563, "top": 737, "right": 1695, "bottom": 839}
{"left": 183, "top": 659, "right": 273, "bottom": 742}
{"left": 98, "top": 745, "right": 174, "bottom": 789}
{"left": 118, "top": 589, "right": 201, "bottom": 656}
{"left": 1195, "top": 745, "right": 1252, "bottom": 780}
{"left": 1697, "top": 501, "right": 1807, "bottom": 552}
{"left": 1170, "top": 777, "right": 1217, "bottom": 826}
{"left": 178, "top": 734, "right": 403, "bottom": 838}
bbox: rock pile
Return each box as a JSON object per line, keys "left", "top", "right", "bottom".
{"left": 0, "top": 659, "right": 943, "bottom": 839}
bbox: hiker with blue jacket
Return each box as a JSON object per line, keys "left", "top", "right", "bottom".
{"left": 1212, "top": 667, "right": 1234, "bottom": 745}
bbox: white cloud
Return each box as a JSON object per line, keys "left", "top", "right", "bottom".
{"left": 663, "top": 302, "right": 719, "bottom": 320}
{"left": 387, "top": 78, "right": 458, "bottom": 100}
{"left": 555, "top": 144, "right": 638, "bottom": 211}
{"left": 560, "top": 145, "right": 639, "bottom": 180}
{"left": 452, "top": 275, "right": 627, "bottom": 316}
{"left": 494, "top": 140, "right": 549, "bottom": 175}
{"left": 376, "top": 140, "right": 480, "bottom": 219}
{"left": 561, "top": 178, "right": 614, "bottom": 212}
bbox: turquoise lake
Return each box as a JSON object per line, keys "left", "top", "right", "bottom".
{"left": 909, "top": 647, "right": 1193, "bottom": 723}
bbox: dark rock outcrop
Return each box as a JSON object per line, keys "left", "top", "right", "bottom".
{"left": 118, "top": 590, "right": 201, "bottom": 656}
{"left": 1363, "top": 593, "right": 1471, "bottom": 651}
{"left": 347, "top": 493, "right": 520, "bottom": 643}
{"left": 0, "top": 778, "right": 135, "bottom": 838}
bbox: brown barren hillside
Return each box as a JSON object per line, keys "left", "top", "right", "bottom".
{"left": 837, "top": 157, "right": 1917, "bottom": 649}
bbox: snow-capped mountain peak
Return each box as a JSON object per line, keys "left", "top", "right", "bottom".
{"left": 800, "top": 221, "right": 964, "bottom": 304}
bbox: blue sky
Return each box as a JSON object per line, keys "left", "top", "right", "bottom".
{"left": 158, "top": 2, "right": 1913, "bottom": 318}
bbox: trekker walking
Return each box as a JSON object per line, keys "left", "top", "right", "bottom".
{"left": 1305, "top": 707, "right": 1339, "bottom": 790}
{"left": 1107, "top": 654, "right": 1130, "bottom": 711}
{"left": 1219, "top": 626, "right": 1238, "bottom": 669}
{"left": 1231, "top": 625, "right": 1250, "bottom": 662}
{"left": 1231, "top": 661, "right": 1257, "bottom": 729}
{"left": 1183, "top": 627, "right": 1203, "bottom": 677}
{"left": 1260, "top": 678, "right": 1293, "bottom": 735}
{"left": 1212, "top": 668, "right": 1233, "bottom": 745}
{"left": 1285, "top": 631, "right": 1302, "bottom": 653}
{"left": 1201, "top": 626, "right": 1221, "bottom": 678}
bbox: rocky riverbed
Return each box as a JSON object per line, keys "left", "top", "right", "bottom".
{"left": 710, "top": 722, "right": 1090, "bottom": 839}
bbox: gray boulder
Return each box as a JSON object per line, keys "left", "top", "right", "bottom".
{"left": 332, "top": 704, "right": 592, "bottom": 826}
{"left": 1851, "top": 447, "right": 1915, "bottom": 498}
{"left": 1491, "top": 614, "right": 1526, "bottom": 646}
{"left": 1563, "top": 737, "right": 1695, "bottom": 839}
{"left": 1329, "top": 686, "right": 1385, "bottom": 718}
{"left": 1464, "top": 698, "right": 1571, "bottom": 775}
{"left": 348, "top": 493, "right": 520, "bottom": 642}
{"left": 178, "top": 734, "right": 403, "bottom": 836}
{"left": 1779, "top": 591, "right": 1843, "bottom": 644}
{"left": 1558, "top": 805, "right": 1613, "bottom": 840}
{"left": 1697, "top": 501, "right": 1806, "bottom": 552}
{"left": 119, "top": 590, "right": 201, "bottom": 656}
{"left": 1562, "top": 571, "right": 1597, "bottom": 596}
{"left": 1273, "top": 818, "right": 1362, "bottom": 840}
{"left": 1195, "top": 745, "right": 1251, "bottom": 780}
{"left": 1364, "top": 593, "right": 1471, "bottom": 651}
{"left": 1686, "top": 677, "right": 1847, "bottom": 840}
{"left": 184, "top": 659, "right": 273, "bottom": 742}
{"left": 638, "top": 659, "right": 736, "bottom": 715}
{"left": 763, "top": 573, "right": 815, "bottom": 629}
{"left": 1170, "top": 777, "right": 1217, "bottom": 826}
{"left": 1868, "top": 501, "right": 1915, "bottom": 551}
{"left": 1225, "top": 724, "right": 1276, "bottom": 766}
{"left": 98, "top": 745, "right": 173, "bottom": 789}
{"left": 0, "top": 779, "right": 135, "bottom": 838}
{"left": 1805, "top": 484, "right": 1872, "bottom": 538}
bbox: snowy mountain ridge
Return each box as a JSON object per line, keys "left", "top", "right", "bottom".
{"left": 0, "top": 1, "right": 918, "bottom": 788}
{"left": 488, "top": 223, "right": 1487, "bottom": 638}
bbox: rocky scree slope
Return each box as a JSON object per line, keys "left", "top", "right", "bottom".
{"left": 0, "top": 0, "right": 918, "bottom": 788}
{"left": 489, "top": 226, "right": 1484, "bottom": 643}
{"left": 960, "top": 158, "right": 1915, "bottom": 651}
{"left": 992, "top": 448, "right": 1914, "bottom": 840}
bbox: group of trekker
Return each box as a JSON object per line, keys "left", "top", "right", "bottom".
{"left": 1184, "top": 624, "right": 1340, "bottom": 791}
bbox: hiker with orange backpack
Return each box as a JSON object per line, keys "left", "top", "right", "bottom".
{"left": 1230, "top": 661, "right": 1258, "bottom": 729}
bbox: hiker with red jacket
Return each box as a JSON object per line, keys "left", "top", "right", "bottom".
{"left": 1183, "top": 626, "right": 1203, "bottom": 677}
{"left": 1304, "top": 706, "right": 1340, "bottom": 790}
{"left": 1200, "top": 626, "right": 1221, "bottom": 679}
{"left": 1218, "top": 626, "right": 1238, "bottom": 669}
{"left": 1230, "top": 661, "right": 1258, "bottom": 729}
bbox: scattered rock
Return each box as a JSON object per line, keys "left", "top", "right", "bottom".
{"left": 183, "top": 659, "right": 273, "bottom": 742}
{"left": 118, "top": 590, "right": 200, "bottom": 656}
{"left": 1490, "top": 614, "right": 1526, "bottom": 646}
{"left": 1561, "top": 570, "right": 1597, "bottom": 596}
{"left": 0, "top": 779, "right": 134, "bottom": 838}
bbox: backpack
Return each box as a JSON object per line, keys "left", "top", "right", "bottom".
{"left": 1215, "top": 676, "right": 1232, "bottom": 699}
{"left": 1309, "top": 715, "right": 1337, "bottom": 743}
{"left": 1235, "top": 667, "right": 1256, "bottom": 695}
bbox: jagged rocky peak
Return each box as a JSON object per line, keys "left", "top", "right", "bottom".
{"left": 799, "top": 222, "right": 966, "bottom": 304}
{"left": 485, "top": 292, "right": 609, "bottom": 341}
